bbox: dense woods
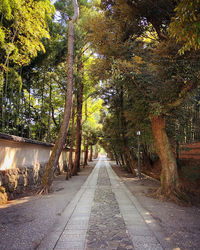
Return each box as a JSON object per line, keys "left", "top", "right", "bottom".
{"left": 0, "top": 0, "right": 200, "bottom": 199}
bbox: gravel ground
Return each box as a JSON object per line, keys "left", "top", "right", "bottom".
{"left": 112, "top": 163, "right": 200, "bottom": 250}
{"left": 0, "top": 165, "right": 94, "bottom": 250}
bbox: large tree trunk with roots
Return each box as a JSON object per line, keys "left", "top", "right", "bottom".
{"left": 150, "top": 115, "right": 180, "bottom": 197}
{"left": 40, "top": 0, "right": 79, "bottom": 193}
{"left": 72, "top": 81, "right": 83, "bottom": 175}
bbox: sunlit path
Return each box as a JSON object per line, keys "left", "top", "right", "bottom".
{"left": 85, "top": 157, "right": 133, "bottom": 249}
{"left": 38, "top": 156, "right": 175, "bottom": 250}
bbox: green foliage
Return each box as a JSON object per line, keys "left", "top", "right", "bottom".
{"left": 0, "top": 0, "right": 55, "bottom": 68}
{"left": 82, "top": 0, "right": 200, "bottom": 167}
{"left": 169, "top": 0, "right": 200, "bottom": 53}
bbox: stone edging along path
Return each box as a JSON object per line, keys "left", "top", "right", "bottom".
{"left": 85, "top": 164, "right": 134, "bottom": 249}
{"left": 38, "top": 157, "right": 178, "bottom": 250}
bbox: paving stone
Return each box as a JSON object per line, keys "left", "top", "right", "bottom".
{"left": 127, "top": 225, "right": 154, "bottom": 236}
{"left": 85, "top": 166, "right": 134, "bottom": 250}
{"left": 39, "top": 157, "right": 167, "bottom": 250}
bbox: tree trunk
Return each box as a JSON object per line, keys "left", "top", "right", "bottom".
{"left": 150, "top": 115, "right": 180, "bottom": 195}
{"left": 39, "top": 79, "right": 44, "bottom": 140}
{"left": 66, "top": 98, "right": 75, "bottom": 180}
{"left": 123, "top": 152, "right": 131, "bottom": 173}
{"left": 83, "top": 101, "right": 88, "bottom": 167}
{"left": 112, "top": 148, "right": 120, "bottom": 166}
{"left": 0, "top": 71, "right": 4, "bottom": 131}
{"left": 94, "top": 144, "right": 98, "bottom": 159}
{"left": 72, "top": 81, "right": 83, "bottom": 175}
{"left": 89, "top": 145, "right": 93, "bottom": 161}
{"left": 83, "top": 140, "right": 88, "bottom": 166}
{"left": 119, "top": 85, "right": 136, "bottom": 176}
{"left": 125, "top": 146, "right": 136, "bottom": 174}
{"left": 40, "top": 0, "right": 79, "bottom": 193}
{"left": 141, "top": 144, "right": 152, "bottom": 171}
{"left": 47, "top": 82, "right": 52, "bottom": 142}
{"left": 120, "top": 153, "right": 125, "bottom": 166}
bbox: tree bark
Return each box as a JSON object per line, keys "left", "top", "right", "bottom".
{"left": 40, "top": 0, "right": 79, "bottom": 192}
{"left": 120, "top": 154, "right": 125, "bottom": 166}
{"left": 150, "top": 115, "right": 180, "bottom": 195}
{"left": 72, "top": 81, "right": 83, "bottom": 175}
{"left": 122, "top": 152, "right": 131, "bottom": 173}
{"left": 112, "top": 148, "right": 120, "bottom": 166}
{"left": 89, "top": 144, "right": 93, "bottom": 161}
{"left": 94, "top": 144, "right": 98, "bottom": 159}
{"left": 83, "top": 139, "right": 88, "bottom": 166}
{"left": 47, "top": 82, "right": 52, "bottom": 142}
{"left": 125, "top": 146, "right": 136, "bottom": 174}
{"left": 83, "top": 101, "right": 88, "bottom": 167}
{"left": 119, "top": 86, "right": 136, "bottom": 176}
{"left": 141, "top": 144, "right": 152, "bottom": 171}
{"left": 66, "top": 97, "right": 75, "bottom": 180}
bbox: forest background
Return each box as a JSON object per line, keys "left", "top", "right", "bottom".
{"left": 0, "top": 0, "right": 200, "bottom": 202}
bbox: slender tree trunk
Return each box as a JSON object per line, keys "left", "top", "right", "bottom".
{"left": 120, "top": 154, "right": 125, "bottom": 166}
{"left": 83, "top": 140, "right": 88, "bottom": 166}
{"left": 94, "top": 144, "right": 98, "bottom": 159}
{"left": 0, "top": 71, "right": 4, "bottom": 131}
{"left": 116, "top": 153, "right": 122, "bottom": 167}
{"left": 39, "top": 79, "right": 44, "bottom": 140}
{"left": 40, "top": 0, "right": 79, "bottom": 193}
{"left": 123, "top": 152, "right": 131, "bottom": 172}
{"left": 150, "top": 115, "right": 180, "bottom": 195}
{"left": 126, "top": 146, "right": 136, "bottom": 173}
{"left": 141, "top": 144, "right": 152, "bottom": 171}
{"left": 119, "top": 86, "right": 136, "bottom": 175}
{"left": 4, "top": 67, "right": 8, "bottom": 131}
{"left": 28, "top": 83, "right": 31, "bottom": 138}
{"left": 89, "top": 145, "right": 93, "bottom": 161}
{"left": 47, "top": 83, "right": 52, "bottom": 142}
{"left": 83, "top": 101, "right": 88, "bottom": 167}
{"left": 67, "top": 98, "right": 75, "bottom": 180}
{"left": 113, "top": 149, "right": 119, "bottom": 166}
{"left": 72, "top": 81, "right": 83, "bottom": 175}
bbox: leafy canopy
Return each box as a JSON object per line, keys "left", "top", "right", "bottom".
{"left": 169, "top": 0, "right": 200, "bottom": 53}
{"left": 0, "top": 0, "right": 55, "bottom": 69}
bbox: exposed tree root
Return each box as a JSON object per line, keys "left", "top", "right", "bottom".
{"left": 149, "top": 186, "right": 192, "bottom": 206}
{"left": 37, "top": 183, "right": 53, "bottom": 195}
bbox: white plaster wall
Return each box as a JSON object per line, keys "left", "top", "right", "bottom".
{"left": 0, "top": 139, "right": 69, "bottom": 170}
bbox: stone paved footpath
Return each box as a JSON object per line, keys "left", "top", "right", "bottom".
{"left": 86, "top": 165, "right": 133, "bottom": 250}
{"left": 38, "top": 157, "right": 173, "bottom": 250}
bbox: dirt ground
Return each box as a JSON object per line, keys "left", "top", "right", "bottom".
{"left": 0, "top": 164, "right": 94, "bottom": 250}
{"left": 111, "top": 163, "right": 200, "bottom": 250}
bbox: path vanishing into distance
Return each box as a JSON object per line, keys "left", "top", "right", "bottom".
{"left": 37, "top": 156, "right": 176, "bottom": 250}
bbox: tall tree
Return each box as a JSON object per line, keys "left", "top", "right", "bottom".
{"left": 72, "top": 70, "right": 84, "bottom": 175}
{"left": 67, "top": 96, "right": 75, "bottom": 179}
{"left": 41, "top": 0, "right": 79, "bottom": 193}
{"left": 84, "top": 0, "right": 200, "bottom": 199}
